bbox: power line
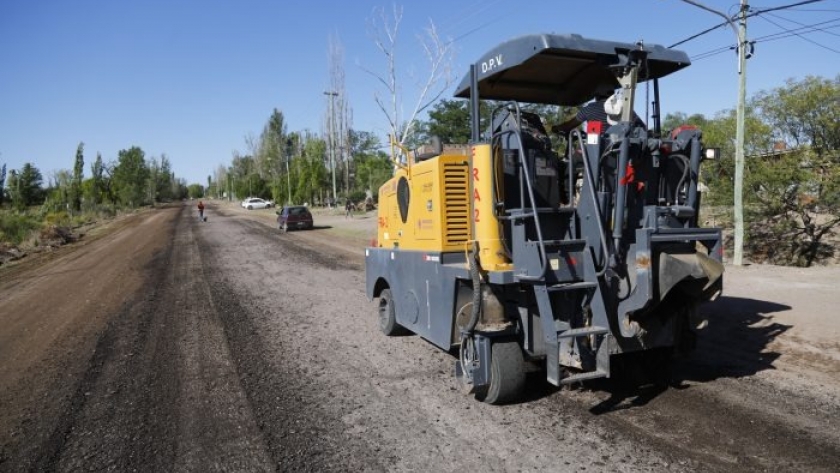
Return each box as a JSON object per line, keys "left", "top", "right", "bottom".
{"left": 669, "top": 0, "right": 828, "bottom": 48}
{"left": 670, "top": 22, "right": 728, "bottom": 48}
{"left": 766, "top": 11, "right": 840, "bottom": 37}
{"left": 436, "top": 0, "right": 504, "bottom": 33}
{"left": 751, "top": 0, "right": 826, "bottom": 16}
{"left": 688, "top": 16, "right": 840, "bottom": 60}
{"left": 753, "top": 17, "right": 840, "bottom": 41}
{"left": 757, "top": 14, "right": 840, "bottom": 54}
{"left": 446, "top": 10, "right": 513, "bottom": 45}
{"left": 690, "top": 44, "right": 733, "bottom": 60}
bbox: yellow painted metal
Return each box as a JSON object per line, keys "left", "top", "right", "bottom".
{"left": 375, "top": 150, "right": 472, "bottom": 253}
{"left": 471, "top": 144, "right": 510, "bottom": 270}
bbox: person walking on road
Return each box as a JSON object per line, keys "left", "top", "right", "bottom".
{"left": 345, "top": 200, "right": 355, "bottom": 219}
{"left": 197, "top": 200, "right": 205, "bottom": 221}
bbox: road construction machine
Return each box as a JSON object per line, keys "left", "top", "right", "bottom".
{"left": 365, "top": 34, "right": 724, "bottom": 404}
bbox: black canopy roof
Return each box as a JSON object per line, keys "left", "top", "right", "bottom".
{"left": 453, "top": 33, "right": 691, "bottom": 106}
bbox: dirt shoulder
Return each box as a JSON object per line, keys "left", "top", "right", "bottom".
{"left": 0, "top": 206, "right": 181, "bottom": 469}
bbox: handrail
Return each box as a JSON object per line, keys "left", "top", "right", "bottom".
{"left": 389, "top": 135, "right": 410, "bottom": 173}
{"left": 570, "top": 130, "right": 610, "bottom": 277}
{"left": 504, "top": 112, "right": 550, "bottom": 282}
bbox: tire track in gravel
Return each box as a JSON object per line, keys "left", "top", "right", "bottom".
{"left": 195, "top": 206, "right": 386, "bottom": 472}
{"left": 23, "top": 205, "right": 276, "bottom": 472}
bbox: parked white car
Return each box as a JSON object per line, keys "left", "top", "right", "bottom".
{"left": 240, "top": 197, "right": 274, "bottom": 210}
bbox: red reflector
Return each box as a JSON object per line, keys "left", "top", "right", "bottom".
{"left": 587, "top": 121, "right": 603, "bottom": 136}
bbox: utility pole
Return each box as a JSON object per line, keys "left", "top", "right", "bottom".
{"left": 733, "top": 0, "right": 748, "bottom": 266}
{"left": 285, "top": 138, "right": 293, "bottom": 205}
{"left": 678, "top": 0, "right": 749, "bottom": 265}
{"left": 324, "top": 91, "right": 339, "bottom": 206}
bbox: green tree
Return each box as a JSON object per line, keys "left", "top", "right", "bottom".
{"left": 347, "top": 130, "right": 391, "bottom": 195}
{"left": 0, "top": 163, "right": 6, "bottom": 206}
{"left": 157, "top": 154, "right": 173, "bottom": 202}
{"left": 173, "top": 178, "right": 189, "bottom": 200}
{"left": 9, "top": 163, "right": 44, "bottom": 209}
{"left": 354, "top": 151, "right": 392, "bottom": 197}
{"left": 258, "top": 109, "right": 288, "bottom": 176}
{"left": 420, "top": 99, "right": 472, "bottom": 144}
{"left": 752, "top": 75, "right": 840, "bottom": 156}
{"left": 70, "top": 142, "right": 84, "bottom": 212}
{"left": 89, "top": 152, "right": 106, "bottom": 206}
{"left": 745, "top": 148, "right": 839, "bottom": 266}
{"left": 187, "top": 183, "right": 204, "bottom": 199}
{"left": 112, "top": 146, "right": 149, "bottom": 208}
{"left": 147, "top": 156, "right": 161, "bottom": 204}
{"left": 296, "top": 136, "right": 328, "bottom": 205}
{"left": 745, "top": 75, "right": 840, "bottom": 266}
{"left": 45, "top": 169, "right": 72, "bottom": 212}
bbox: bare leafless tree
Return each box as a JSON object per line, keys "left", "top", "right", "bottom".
{"left": 361, "top": 4, "right": 454, "bottom": 146}
{"left": 327, "top": 33, "right": 354, "bottom": 195}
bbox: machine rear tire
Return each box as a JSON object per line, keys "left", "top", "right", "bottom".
{"left": 478, "top": 340, "right": 526, "bottom": 405}
{"left": 378, "top": 289, "right": 408, "bottom": 336}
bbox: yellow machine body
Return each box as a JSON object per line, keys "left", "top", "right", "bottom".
{"left": 375, "top": 145, "right": 512, "bottom": 271}
{"left": 376, "top": 150, "right": 472, "bottom": 253}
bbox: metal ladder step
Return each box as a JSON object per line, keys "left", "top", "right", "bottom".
{"left": 502, "top": 207, "right": 576, "bottom": 221}
{"left": 557, "top": 325, "right": 609, "bottom": 339}
{"left": 560, "top": 369, "right": 608, "bottom": 385}
{"left": 535, "top": 238, "right": 586, "bottom": 247}
{"left": 547, "top": 282, "right": 597, "bottom": 293}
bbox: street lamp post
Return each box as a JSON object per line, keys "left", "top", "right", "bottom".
{"left": 324, "top": 91, "right": 339, "bottom": 207}
{"left": 285, "top": 138, "right": 293, "bottom": 205}
{"left": 678, "top": 0, "right": 749, "bottom": 266}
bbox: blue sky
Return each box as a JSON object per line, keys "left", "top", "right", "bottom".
{"left": 1, "top": 0, "right": 838, "bottom": 185}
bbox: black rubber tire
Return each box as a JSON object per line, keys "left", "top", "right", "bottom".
{"left": 478, "top": 341, "right": 526, "bottom": 405}
{"left": 378, "top": 289, "right": 408, "bottom": 336}
{"left": 247, "top": 205, "right": 253, "bottom": 210}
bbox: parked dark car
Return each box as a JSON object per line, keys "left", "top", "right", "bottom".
{"left": 276, "top": 205, "right": 313, "bottom": 232}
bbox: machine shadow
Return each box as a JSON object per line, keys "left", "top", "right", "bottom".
{"left": 673, "top": 295, "right": 792, "bottom": 382}
{"left": 586, "top": 295, "right": 793, "bottom": 414}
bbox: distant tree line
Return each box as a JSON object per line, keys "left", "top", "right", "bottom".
{"left": 209, "top": 108, "right": 395, "bottom": 207}
{"left": 0, "top": 143, "right": 188, "bottom": 213}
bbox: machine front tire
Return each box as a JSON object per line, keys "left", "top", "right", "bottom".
{"left": 478, "top": 340, "right": 526, "bottom": 405}
{"left": 378, "top": 289, "right": 408, "bottom": 336}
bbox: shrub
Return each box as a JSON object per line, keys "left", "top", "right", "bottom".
{"left": 0, "top": 211, "right": 40, "bottom": 246}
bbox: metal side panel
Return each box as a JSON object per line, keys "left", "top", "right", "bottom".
{"left": 365, "top": 247, "right": 469, "bottom": 350}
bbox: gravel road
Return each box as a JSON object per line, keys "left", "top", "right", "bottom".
{"left": 1, "top": 201, "right": 838, "bottom": 472}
